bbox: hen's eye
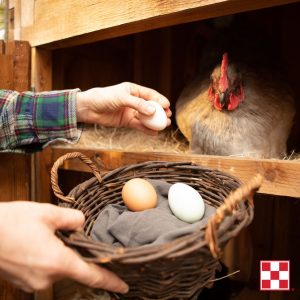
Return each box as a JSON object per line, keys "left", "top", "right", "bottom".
{"left": 233, "top": 86, "right": 240, "bottom": 93}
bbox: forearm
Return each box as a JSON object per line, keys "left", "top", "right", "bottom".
{"left": 0, "top": 89, "right": 82, "bottom": 151}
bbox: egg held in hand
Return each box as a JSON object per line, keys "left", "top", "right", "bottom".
{"left": 122, "top": 178, "right": 158, "bottom": 211}
{"left": 139, "top": 100, "right": 168, "bottom": 131}
{"left": 168, "top": 183, "right": 205, "bottom": 223}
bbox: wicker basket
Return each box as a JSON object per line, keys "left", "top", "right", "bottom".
{"left": 51, "top": 152, "right": 263, "bottom": 300}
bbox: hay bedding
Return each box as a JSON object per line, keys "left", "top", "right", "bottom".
{"left": 53, "top": 125, "right": 300, "bottom": 160}
{"left": 54, "top": 125, "right": 189, "bottom": 153}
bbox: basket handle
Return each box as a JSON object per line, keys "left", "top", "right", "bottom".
{"left": 205, "top": 173, "right": 264, "bottom": 258}
{"left": 51, "top": 152, "right": 102, "bottom": 203}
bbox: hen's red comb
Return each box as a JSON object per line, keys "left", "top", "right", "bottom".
{"left": 219, "top": 53, "right": 229, "bottom": 92}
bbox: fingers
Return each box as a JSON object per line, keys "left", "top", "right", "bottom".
{"left": 125, "top": 82, "right": 170, "bottom": 109}
{"left": 122, "top": 94, "right": 156, "bottom": 116}
{"left": 44, "top": 204, "right": 85, "bottom": 231}
{"left": 164, "top": 107, "right": 172, "bottom": 118}
{"left": 62, "top": 247, "right": 129, "bottom": 294}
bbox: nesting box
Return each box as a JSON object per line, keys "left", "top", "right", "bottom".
{"left": 2, "top": 1, "right": 300, "bottom": 300}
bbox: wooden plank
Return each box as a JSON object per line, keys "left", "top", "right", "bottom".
{"left": 0, "top": 153, "right": 33, "bottom": 300}
{"left": 31, "top": 47, "right": 52, "bottom": 92}
{"left": 5, "top": 40, "right": 31, "bottom": 91}
{"left": 268, "top": 198, "right": 292, "bottom": 300}
{"left": 0, "top": 283, "right": 33, "bottom": 300}
{"left": 133, "top": 28, "right": 172, "bottom": 100}
{"left": 247, "top": 194, "right": 275, "bottom": 293}
{"left": 7, "top": 6, "right": 14, "bottom": 41}
{"left": 9, "top": 0, "right": 16, "bottom": 10}
{"left": 0, "top": 38, "right": 33, "bottom": 300}
{"left": 0, "top": 54, "right": 13, "bottom": 89}
{"left": 31, "top": 46, "right": 54, "bottom": 300}
{"left": 48, "top": 147, "right": 300, "bottom": 198}
{"left": 13, "top": 0, "right": 21, "bottom": 40}
{"left": 32, "top": 46, "right": 53, "bottom": 202}
{"left": 20, "top": 0, "right": 300, "bottom": 49}
{"left": 34, "top": 147, "right": 54, "bottom": 204}
{"left": 35, "top": 289, "right": 53, "bottom": 300}
{"left": 0, "top": 40, "right": 4, "bottom": 54}
{"left": 0, "top": 41, "right": 31, "bottom": 91}
{"left": 0, "top": 154, "right": 31, "bottom": 202}
{"left": 20, "top": 0, "right": 34, "bottom": 27}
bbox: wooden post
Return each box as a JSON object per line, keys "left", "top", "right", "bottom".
{"left": 5, "top": 40, "right": 31, "bottom": 90}
{"left": 0, "top": 40, "right": 33, "bottom": 300}
{"left": 31, "top": 46, "right": 53, "bottom": 204}
{"left": 31, "top": 46, "right": 54, "bottom": 300}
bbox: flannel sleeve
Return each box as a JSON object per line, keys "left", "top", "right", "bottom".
{"left": 0, "top": 89, "right": 82, "bottom": 152}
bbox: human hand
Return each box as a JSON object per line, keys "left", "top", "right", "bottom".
{"left": 76, "top": 82, "right": 172, "bottom": 135}
{"left": 0, "top": 201, "right": 128, "bottom": 293}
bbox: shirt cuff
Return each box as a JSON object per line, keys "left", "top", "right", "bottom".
{"left": 15, "top": 89, "right": 82, "bottom": 149}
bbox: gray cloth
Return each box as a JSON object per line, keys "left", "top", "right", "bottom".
{"left": 91, "top": 179, "right": 216, "bottom": 247}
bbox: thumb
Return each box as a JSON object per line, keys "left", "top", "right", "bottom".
{"left": 45, "top": 204, "right": 85, "bottom": 231}
{"left": 63, "top": 248, "right": 129, "bottom": 294}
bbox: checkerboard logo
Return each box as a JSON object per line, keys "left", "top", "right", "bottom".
{"left": 260, "top": 260, "right": 290, "bottom": 291}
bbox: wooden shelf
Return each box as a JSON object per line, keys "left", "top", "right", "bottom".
{"left": 49, "top": 147, "right": 300, "bottom": 198}
{"left": 17, "top": 0, "right": 300, "bottom": 49}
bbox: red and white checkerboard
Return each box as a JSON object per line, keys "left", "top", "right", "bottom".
{"left": 260, "top": 260, "right": 290, "bottom": 291}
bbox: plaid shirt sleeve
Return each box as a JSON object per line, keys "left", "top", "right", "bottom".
{"left": 0, "top": 89, "right": 82, "bottom": 152}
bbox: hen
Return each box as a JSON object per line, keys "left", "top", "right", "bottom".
{"left": 175, "top": 20, "right": 295, "bottom": 158}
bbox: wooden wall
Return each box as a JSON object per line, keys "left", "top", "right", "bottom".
{"left": 0, "top": 40, "right": 33, "bottom": 300}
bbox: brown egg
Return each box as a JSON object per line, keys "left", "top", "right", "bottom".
{"left": 121, "top": 178, "right": 158, "bottom": 211}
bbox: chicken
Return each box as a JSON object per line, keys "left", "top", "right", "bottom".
{"left": 175, "top": 22, "right": 295, "bottom": 159}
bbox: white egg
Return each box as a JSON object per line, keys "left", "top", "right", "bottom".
{"left": 139, "top": 100, "right": 168, "bottom": 131}
{"left": 168, "top": 183, "right": 205, "bottom": 223}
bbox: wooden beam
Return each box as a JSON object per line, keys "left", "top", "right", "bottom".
{"left": 9, "top": 0, "right": 16, "bottom": 10}
{"left": 31, "top": 47, "right": 52, "bottom": 92}
{"left": 13, "top": 0, "right": 21, "bottom": 40}
{"left": 5, "top": 40, "right": 31, "bottom": 91}
{"left": 49, "top": 147, "right": 300, "bottom": 198}
{"left": 20, "top": 0, "right": 300, "bottom": 49}
{"left": 0, "top": 38, "right": 33, "bottom": 300}
{"left": 20, "top": 0, "right": 34, "bottom": 27}
{"left": 32, "top": 46, "right": 53, "bottom": 202}
{"left": 0, "top": 40, "right": 4, "bottom": 54}
{"left": 0, "top": 53, "right": 13, "bottom": 89}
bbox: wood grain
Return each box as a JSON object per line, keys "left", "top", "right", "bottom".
{"left": 0, "top": 40, "right": 33, "bottom": 300}
{"left": 48, "top": 147, "right": 300, "bottom": 198}
{"left": 20, "top": 0, "right": 34, "bottom": 27}
{"left": 13, "top": 0, "right": 21, "bottom": 40}
{"left": 34, "top": 147, "right": 55, "bottom": 204}
{"left": 20, "top": 0, "right": 300, "bottom": 49}
{"left": 0, "top": 153, "right": 31, "bottom": 202}
{"left": 0, "top": 40, "right": 5, "bottom": 54}
{"left": 0, "top": 114, "right": 32, "bottom": 292}
{"left": 0, "top": 41, "right": 30, "bottom": 91}
{"left": 0, "top": 54, "right": 13, "bottom": 89}
{"left": 5, "top": 41, "right": 31, "bottom": 91}
{"left": 31, "top": 47, "right": 52, "bottom": 92}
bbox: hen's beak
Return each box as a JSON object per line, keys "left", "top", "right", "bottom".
{"left": 219, "top": 90, "right": 229, "bottom": 109}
